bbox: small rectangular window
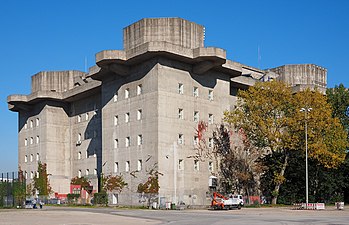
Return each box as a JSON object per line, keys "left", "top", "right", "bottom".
{"left": 125, "top": 88, "right": 129, "bottom": 99}
{"left": 30, "top": 154, "right": 33, "bottom": 162}
{"left": 36, "top": 171, "right": 39, "bottom": 178}
{"left": 137, "top": 84, "right": 142, "bottom": 95}
{"left": 178, "top": 108, "right": 183, "bottom": 119}
{"left": 78, "top": 115, "right": 81, "bottom": 123}
{"left": 208, "top": 138, "right": 213, "bottom": 148}
{"left": 178, "top": 83, "right": 184, "bottom": 94}
{"left": 36, "top": 136, "right": 40, "bottom": 144}
{"left": 194, "top": 160, "right": 199, "bottom": 171}
{"left": 125, "top": 113, "right": 130, "bottom": 123}
{"left": 36, "top": 153, "right": 39, "bottom": 161}
{"left": 78, "top": 151, "right": 81, "bottom": 160}
{"left": 85, "top": 113, "right": 89, "bottom": 121}
{"left": 137, "top": 160, "right": 142, "bottom": 171}
{"left": 208, "top": 161, "right": 213, "bottom": 172}
{"left": 208, "top": 90, "right": 213, "bottom": 101}
{"left": 24, "top": 155, "right": 28, "bottom": 163}
{"left": 137, "top": 134, "right": 143, "bottom": 146}
{"left": 114, "top": 139, "right": 119, "bottom": 149}
{"left": 25, "top": 138, "right": 28, "bottom": 146}
{"left": 114, "top": 115, "right": 118, "bottom": 126}
{"left": 193, "top": 136, "right": 199, "bottom": 145}
{"left": 178, "top": 134, "right": 184, "bottom": 145}
{"left": 125, "top": 137, "right": 130, "bottom": 147}
{"left": 94, "top": 169, "right": 97, "bottom": 175}
{"left": 193, "top": 87, "right": 199, "bottom": 97}
{"left": 178, "top": 159, "right": 184, "bottom": 170}
{"left": 30, "top": 120, "right": 33, "bottom": 128}
{"left": 30, "top": 171, "right": 34, "bottom": 179}
{"left": 114, "top": 162, "right": 119, "bottom": 173}
{"left": 30, "top": 137, "right": 33, "bottom": 145}
{"left": 208, "top": 114, "right": 214, "bottom": 124}
{"left": 137, "top": 109, "right": 142, "bottom": 120}
{"left": 24, "top": 122, "right": 28, "bottom": 129}
{"left": 114, "top": 91, "right": 118, "bottom": 102}
{"left": 36, "top": 118, "right": 40, "bottom": 127}
{"left": 85, "top": 169, "right": 89, "bottom": 176}
{"left": 125, "top": 161, "right": 130, "bottom": 172}
{"left": 193, "top": 111, "right": 199, "bottom": 122}
{"left": 78, "top": 170, "right": 82, "bottom": 178}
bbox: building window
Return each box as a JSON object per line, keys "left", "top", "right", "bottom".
{"left": 125, "top": 137, "right": 130, "bottom": 147}
{"left": 36, "top": 136, "right": 40, "bottom": 144}
{"left": 193, "top": 136, "right": 199, "bottom": 145}
{"left": 94, "top": 169, "right": 97, "bottom": 175}
{"left": 125, "top": 88, "right": 129, "bottom": 99}
{"left": 78, "top": 151, "right": 81, "bottom": 160}
{"left": 137, "top": 135, "right": 143, "bottom": 146}
{"left": 194, "top": 160, "right": 199, "bottom": 171}
{"left": 178, "top": 83, "right": 183, "bottom": 94}
{"left": 193, "top": 86, "right": 199, "bottom": 97}
{"left": 36, "top": 171, "right": 39, "bottom": 178}
{"left": 137, "top": 109, "right": 142, "bottom": 120}
{"left": 24, "top": 155, "right": 28, "bottom": 163}
{"left": 208, "top": 90, "right": 213, "bottom": 101}
{"left": 178, "top": 159, "right": 184, "bottom": 170}
{"left": 193, "top": 111, "right": 199, "bottom": 122}
{"left": 30, "top": 137, "right": 33, "bottom": 145}
{"left": 114, "top": 139, "right": 119, "bottom": 148}
{"left": 125, "top": 113, "right": 130, "bottom": 123}
{"left": 114, "top": 115, "right": 118, "bottom": 125}
{"left": 125, "top": 161, "right": 130, "bottom": 172}
{"left": 78, "top": 170, "right": 82, "bottom": 178}
{"left": 24, "top": 122, "right": 28, "bottom": 129}
{"left": 30, "top": 120, "right": 33, "bottom": 128}
{"left": 114, "top": 91, "right": 118, "bottom": 102}
{"left": 78, "top": 133, "right": 82, "bottom": 142}
{"left": 137, "top": 160, "right": 142, "bottom": 171}
{"left": 85, "top": 113, "right": 89, "bottom": 121}
{"left": 86, "top": 169, "right": 89, "bottom": 176}
{"left": 25, "top": 138, "right": 28, "bottom": 146}
{"left": 93, "top": 149, "right": 97, "bottom": 158}
{"left": 78, "top": 115, "right": 81, "bottom": 123}
{"left": 30, "top": 154, "right": 33, "bottom": 162}
{"left": 208, "top": 114, "right": 214, "bottom": 124}
{"left": 137, "top": 84, "right": 142, "bottom": 95}
{"left": 114, "top": 162, "right": 118, "bottom": 173}
{"left": 25, "top": 171, "right": 28, "bottom": 179}
{"left": 178, "top": 134, "right": 184, "bottom": 145}
{"left": 36, "top": 118, "right": 40, "bottom": 127}
{"left": 30, "top": 171, "right": 34, "bottom": 179}
{"left": 208, "top": 138, "right": 213, "bottom": 148}
{"left": 208, "top": 161, "right": 214, "bottom": 172}
{"left": 178, "top": 108, "right": 183, "bottom": 119}
{"left": 36, "top": 153, "right": 39, "bottom": 161}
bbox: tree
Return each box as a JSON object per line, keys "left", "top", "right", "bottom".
{"left": 225, "top": 80, "right": 348, "bottom": 204}
{"left": 32, "top": 162, "right": 51, "bottom": 197}
{"left": 213, "top": 124, "right": 264, "bottom": 198}
{"left": 102, "top": 174, "right": 127, "bottom": 193}
{"left": 326, "top": 83, "right": 349, "bottom": 132}
{"left": 137, "top": 166, "right": 161, "bottom": 208}
{"left": 71, "top": 176, "right": 91, "bottom": 190}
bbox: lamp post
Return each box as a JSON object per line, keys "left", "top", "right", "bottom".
{"left": 300, "top": 107, "right": 312, "bottom": 209}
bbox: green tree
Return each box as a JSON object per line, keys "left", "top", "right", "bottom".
{"left": 32, "top": 162, "right": 51, "bottom": 197}
{"left": 326, "top": 83, "right": 349, "bottom": 132}
{"left": 102, "top": 174, "right": 127, "bottom": 193}
{"left": 225, "top": 80, "right": 348, "bottom": 204}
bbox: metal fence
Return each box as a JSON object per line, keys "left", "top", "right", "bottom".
{"left": 0, "top": 171, "right": 26, "bottom": 208}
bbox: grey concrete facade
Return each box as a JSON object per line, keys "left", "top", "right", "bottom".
{"left": 8, "top": 17, "right": 327, "bottom": 206}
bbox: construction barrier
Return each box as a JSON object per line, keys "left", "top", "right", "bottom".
{"left": 293, "top": 203, "right": 325, "bottom": 210}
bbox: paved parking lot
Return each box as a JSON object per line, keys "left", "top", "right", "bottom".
{"left": 0, "top": 206, "right": 348, "bottom": 225}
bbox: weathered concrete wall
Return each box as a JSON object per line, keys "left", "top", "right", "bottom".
{"left": 31, "top": 71, "right": 85, "bottom": 93}
{"left": 123, "top": 18, "right": 205, "bottom": 50}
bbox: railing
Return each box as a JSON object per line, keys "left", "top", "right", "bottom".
{"left": 0, "top": 171, "right": 26, "bottom": 208}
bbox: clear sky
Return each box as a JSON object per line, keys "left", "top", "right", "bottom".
{"left": 1, "top": 0, "right": 349, "bottom": 172}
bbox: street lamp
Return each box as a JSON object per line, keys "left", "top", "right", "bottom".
{"left": 300, "top": 107, "right": 312, "bottom": 209}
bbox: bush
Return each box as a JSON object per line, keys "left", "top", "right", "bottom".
{"left": 93, "top": 192, "right": 108, "bottom": 205}
{"left": 67, "top": 193, "right": 80, "bottom": 204}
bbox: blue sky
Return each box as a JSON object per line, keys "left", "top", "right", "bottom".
{"left": 1, "top": 0, "right": 349, "bottom": 172}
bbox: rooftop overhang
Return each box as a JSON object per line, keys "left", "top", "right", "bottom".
{"left": 7, "top": 80, "right": 101, "bottom": 112}
{"left": 91, "top": 41, "right": 242, "bottom": 80}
